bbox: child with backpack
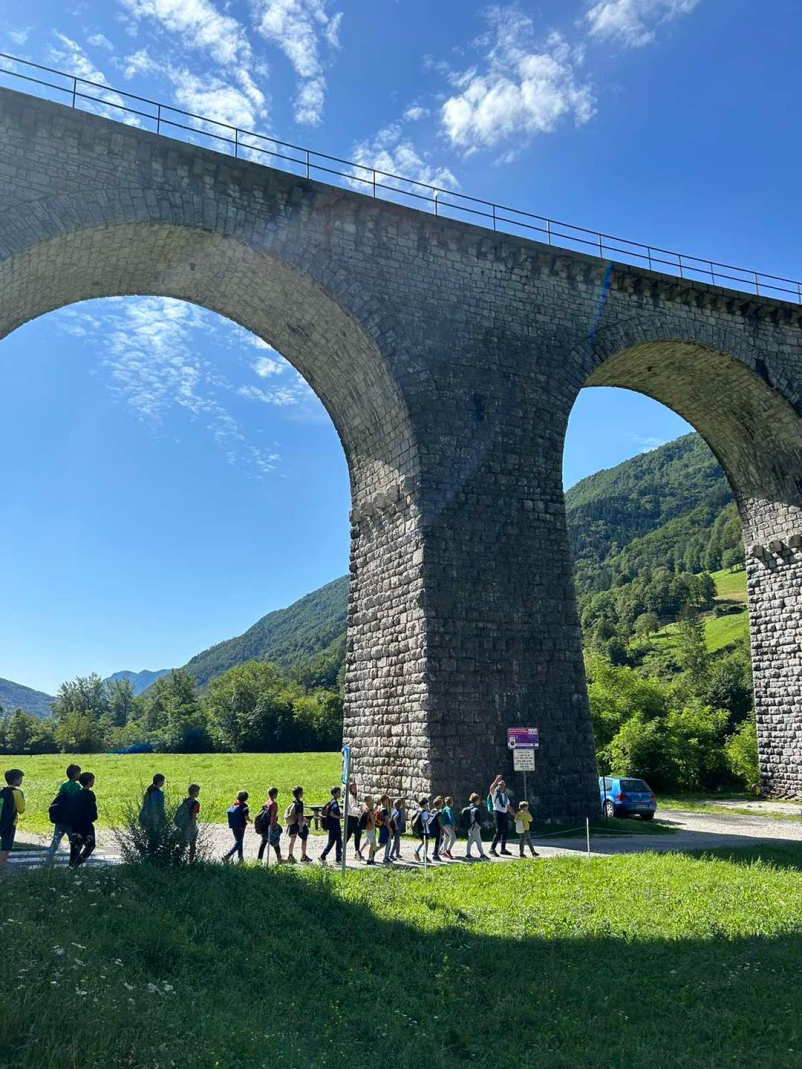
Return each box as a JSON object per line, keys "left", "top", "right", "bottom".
{"left": 46, "top": 762, "right": 81, "bottom": 864}
{"left": 320, "top": 786, "right": 343, "bottom": 863}
{"left": 412, "top": 797, "right": 431, "bottom": 864}
{"left": 515, "top": 800, "right": 539, "bottom": 857}
{"left": 0, "top": 768, "right": 25, "bottom": 872}
{"left": 223, "top": 791, "right": 250, "bottom": 863}
{"left": 139, "top": 774, "right": 166, "bottom": 831}
{"left": 68, "top": 772, "right": 98, "bottom": 868}
{"left": 360, "top": 796, "right": 377, "bottom": 865}
{"left": 376, "top": 794, "right": 393, "bottom": 865}
{"left": 462, "top": 793, "right": 488, "bottom": 861}
{"left": 285, "top": 786, "right": 311, "bottom": 864}
{"left": 389, "top": 798, "right": 405, "bottom": 861}
{"left": 439, "top": 796, "right": 457, "bottom": 859}
{"left": 429, "top": 796, "right": 443, "bottom": 861}
{"left": 174, "top": 784, "right": 201, "bottom": 862}
{"left": 256, "top": 787, "right": 282, "bottom": 864}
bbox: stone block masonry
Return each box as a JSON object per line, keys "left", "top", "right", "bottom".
{"left": 1, "top": 87, "right": 801, "bottom": 809}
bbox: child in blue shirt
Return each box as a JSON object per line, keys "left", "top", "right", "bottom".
{"left": 389, "top": 798, "right": 405, "bottom": 860}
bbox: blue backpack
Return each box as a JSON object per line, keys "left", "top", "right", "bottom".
{"left": 227, "top": 803, "right": 246, "bottom": 830}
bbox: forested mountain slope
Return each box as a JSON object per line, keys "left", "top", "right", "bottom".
{"left": 105, "top": 669, "right": 170, "bottom": 696}
{"left": 0, "top": 677, "right": 54, "bottom": 718}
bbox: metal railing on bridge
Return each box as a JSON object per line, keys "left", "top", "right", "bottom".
{"left": 1, "top": 51, "right": 800, "bottom": 305}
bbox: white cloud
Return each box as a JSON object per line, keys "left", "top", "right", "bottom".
{"left": 120, "top": 0, "right": 267, "bottom": 121}
{"left": 9, "top": 28, "right": 31, "bottom": 45}
{"left": 87, "top": 33, "right": 114, "bottom": 50}
{"left": 629, "top": 433, "right": 666, "bottom": 451}
{"left": 403, "top": 105, "right": 429, "bottom": 122}
{"left": 170, "top": 68, "right": 265, "bottom": 130}
{"left": 47, "top": 34, "right": 140, "bottom": 125}
{"left": 56, "top": 298, "right": 298, "bottom": 478}
{"left": 251, "top": 0, "right": 343, "bottom": 125}
{"left": 441, "top": 10, "right": 594, "bottom": 158}
{"left": 351, "top": 122, "right": 458, "bottom": 194}
{"left": 253, "top": 355, "right": 286, "bottom": 377}
{"left": 585, "top": 0, "right": 700, "bottom": 47}
{"left": 120, "top": 48, "right": 159, "bottom": 79}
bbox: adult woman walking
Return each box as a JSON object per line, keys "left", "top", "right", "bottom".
{"left": 488, "top": 774, "right": 514, "bottom": 856}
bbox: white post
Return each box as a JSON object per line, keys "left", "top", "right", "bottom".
{"left": 586, "top": 817, "right": 591, "bottom": 859}
{"left": 340, "top": 747, "right": 351, "bottom": 878}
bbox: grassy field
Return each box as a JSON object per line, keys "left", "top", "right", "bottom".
{"left": 651, "top": 566, "right": 749, "bottom": 657}
{"left": 5, "top": 752, "right": 340, "bottom": 833}
{"left": 2, "top": 846, "right": 802, "bottom": 1068}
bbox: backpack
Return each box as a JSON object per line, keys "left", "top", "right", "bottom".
{"left": 174, "top": 798, "right": 193, "bottom": 831}
{"left": 374, "top": 808, "right": 385, "bottom": 828}
{"left": 411, "top": 810, "right": 423, "bottom": 836}
{"left": 227, "top": 803, "right": 245, "bottom": 830}
{"left": 49, "top": 790, "right": 69, "bottom": 826}
{"left": 461, "top": 804, "right": 473, "bottom": 828}
{"left": 358, "top": 810, "right": 369, "bottom": 830}
{"left": 320, "top": 802, "right": 332, "bottom": 832}
{"left": 284, "top": 802, "right": 297, "bottom": 825}
{"left": 0, "top": 786, "right": 17, "bottom": 831}
{"left": 486, "top": 794, "right": 494, "bottom": 814}
{"left": 254, "top": 805, "right": 270, "bottom": 836}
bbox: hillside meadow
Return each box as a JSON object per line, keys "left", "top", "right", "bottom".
{"left": 2, "top": 847, "right": 802, "bottom": 1069}
{"left": 7, "top": 751, "right": 340, "bottom": 833}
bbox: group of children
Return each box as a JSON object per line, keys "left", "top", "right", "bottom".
{"left": 224, "top": 776, "right": 540, "bottom": 866}
{"left": 0, "top": 765, "right": 540, "bottom": 871}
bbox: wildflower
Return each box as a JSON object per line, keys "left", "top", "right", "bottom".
{"left": 124, "top": 983, "right": 135, "bottom": 991}
{"left": 70, "top": 942, "right": 86, "bottom": 950}
{"left": 53, "top": 947, "right": 65, "bottom": 956}
{"left": 75, "top": 988, "right": 88, "bottom": 997}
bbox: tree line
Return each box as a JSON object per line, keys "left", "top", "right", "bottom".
{"left": 0, "top": 660, "right": 343, "bottom": 756}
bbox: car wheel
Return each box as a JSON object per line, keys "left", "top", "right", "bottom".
{"left": 641, "top": 812, "right": 654, "bottom": 822}
{"left": 602, "top": 800, "right": 615, "bottom": 819}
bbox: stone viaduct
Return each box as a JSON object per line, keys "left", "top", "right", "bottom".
{"left": 1, "top": 86, "right": 801, "bottom": 817}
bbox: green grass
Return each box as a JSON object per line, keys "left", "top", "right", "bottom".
{"left": 2, "top": 847, "right": 802, "bottom": 1068}
{"left": 649, "top": 566, "right": 750, "bottom": 658}
{"left": 709, "top": 566, "right": 748, "bottom": 604}
{"left": 4, "top": 752, "right": 340, "bottom": 833}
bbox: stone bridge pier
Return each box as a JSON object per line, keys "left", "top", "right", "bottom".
{"left": 1, "top": 86, "right": 801, "bottom": 814}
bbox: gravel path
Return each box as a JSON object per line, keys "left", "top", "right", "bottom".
{"left": 8, "top": 807, "right": 802, "bottom": 872}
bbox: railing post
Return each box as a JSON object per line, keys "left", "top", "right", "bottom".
{"left": 372, "top": 170, "right": 376, "bottom": 198}
{"left": 598, "top": 232, "right": 604, "bottom": 259}
{"left": 678, "top": 253, "right": 684, "bottom": 279}
{"left": 234, "top": 128, "right": 238, "bottom": 159}
{"left": 156, "top": 103, "right": 161, "bottom": 136}
{"left": 305, "top": 148, "right": 310, "bottom": 179}
{"left": 546, "top": 219, "right": 552, "bottom": 246}
{"left": 434, "top": 191, "right": 438, "bottom": 216}
{"left": 710, "top": 261, "right": 715, "bottom": 285}
{"left": 647, "top": 247, "right": 653, "bottom": 272}
{"left": 492, "top": 203, "right": 497, "bottom": 231}
{"left": 754, "top": 272, "right": 760, "bottom": 296}
{"left": 71, "top": 76, "right": 77, "bottom": 108}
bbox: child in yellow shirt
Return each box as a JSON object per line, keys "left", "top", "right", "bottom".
{"left": 515, "top": 801, "right": 538, "bottom": 858}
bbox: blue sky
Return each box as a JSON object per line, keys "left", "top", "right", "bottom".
{"left": 1, "top": 0, "right": 799, "bottom": 693}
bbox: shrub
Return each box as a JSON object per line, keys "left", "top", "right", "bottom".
{"left": 725, "top": 716, "right": 760, "bottom": 788}
{"left": 112, "top": 793, "right": 211, "bottom": 867}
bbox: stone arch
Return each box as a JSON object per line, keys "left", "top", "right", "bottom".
{"left": 565, "top": 317, "right": 802, "bottom": 798}
{"left": 0, "top": 211, "right": 430, "bottom": 798}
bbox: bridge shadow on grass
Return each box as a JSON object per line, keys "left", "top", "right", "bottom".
{"left": 1, "top": 848, "right": 801, "bottom": 1069}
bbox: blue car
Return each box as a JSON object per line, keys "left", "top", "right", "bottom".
{"left": 599, "top": 776, "right": 657, "bottom": 820}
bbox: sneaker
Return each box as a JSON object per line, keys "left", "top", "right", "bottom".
{"left": 301, "top": 856, "right": 313, "bottom": 864}
{"left": 383, "top": 858, "right": 393, "bottom": 865}
{"left": 478, "top": 854, "right": 489, "bottom": 861}
{"left": 530, "top": 851, "right": 539, "bottom": 857}
{"left": 286, "top": 856, "right": 297, "bottom": 864}
{"left": 490, "top": 849, "right": 499, "bottom": 857}
{"left": 366, "top": 859, "right": 375, "bottom": 866}
{"left": 500, "top": 848, "right": 513, "bottom": 856}
{"left": 319, "top": 857, "right": 328, "bottom": 864}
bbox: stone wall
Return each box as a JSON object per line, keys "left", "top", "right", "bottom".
{"left": 1, "top": 86, "right": 801, "bottom": 807}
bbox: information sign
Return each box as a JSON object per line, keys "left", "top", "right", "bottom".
{"left": 513, "top": 748, "right": 536, "bottom": 772}
{"left": 507, "top": 727, "right": 540, "bottom": 750}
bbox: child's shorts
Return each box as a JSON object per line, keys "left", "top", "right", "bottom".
{"left": 288, "top": 822, "right": 309, "bottom": 841}
{"left": 0, "top": 827, "right": 15, "bottom": 852}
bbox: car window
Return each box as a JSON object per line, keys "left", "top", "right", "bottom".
{"left": 621, "top": 779, "right": 650, "bottom": 792}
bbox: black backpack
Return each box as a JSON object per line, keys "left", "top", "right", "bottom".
{"left": 48, "top": 790, "right": 69, "bottom": 826}
{"left": 411, "top": 810, "right": 423, "bottom": 836}
{"left": 460, "top": 804, "right": 473, "bottom": 828}
{"left": 358, "top": 810, "right": 368, "bottom": 830}
{"left": 254, "top": 805, "right": 270, "bottom": 836}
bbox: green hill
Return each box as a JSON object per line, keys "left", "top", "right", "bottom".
{"left": 0, "top": 677, "right": 54, "bottom": 719}
{"left": 183, "top": 575, "right": 349, "bottom": 688}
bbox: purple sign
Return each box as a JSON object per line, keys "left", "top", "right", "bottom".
{"left": 507, "top": 727, "right": 540, "bottom": 750}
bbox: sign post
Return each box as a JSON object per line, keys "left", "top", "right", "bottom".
{"left": 340, "top": 746, "right": 351, "bottom": 878}
{"left": 508, "top": 727, "right": 539, "bottom": 806}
